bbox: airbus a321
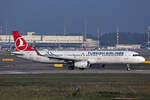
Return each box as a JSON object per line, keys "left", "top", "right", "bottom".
{"left": 12, "top": 31, "right": 145, "bottom": 71}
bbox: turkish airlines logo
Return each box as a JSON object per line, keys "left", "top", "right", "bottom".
{"left": 15, "top": 37, "right": 28, "bottom": 51}
{"left": 48, "top": 51, "right": 57, "bottom": 56}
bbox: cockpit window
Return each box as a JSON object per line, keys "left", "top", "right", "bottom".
{"left": 133, "top": 54, "right": 140, "bottom": 56}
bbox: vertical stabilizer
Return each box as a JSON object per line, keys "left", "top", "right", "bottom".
{"left": 12, "top": 31, "right": 34, "bottom": 51}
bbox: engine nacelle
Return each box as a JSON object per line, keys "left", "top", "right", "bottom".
{"left": 74, "top": 61, "right": 89, "bottom": 68}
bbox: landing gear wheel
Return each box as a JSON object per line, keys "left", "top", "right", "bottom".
{"left": 126, "top": 64, "right": 131, "bottom": 71}
{"left": 127, "top": 67, "right": 131, "bottom": 71}
{"left": 79, "top": 68, "right": 85, "bottom": 70}
{"left": 102, "top": 64, "right": 105, "bottom": 68}
{"left": 68, "top": 65, "right": 74, "bottom": 70}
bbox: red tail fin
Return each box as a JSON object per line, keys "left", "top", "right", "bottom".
{"left": 12, "top": 31, "right": 34, "bottom": 51}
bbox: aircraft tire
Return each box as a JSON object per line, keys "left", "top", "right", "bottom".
{"left": 68, "top": 65, "right": 74, "bottom": 70}
{"left": 79, "top": 68, "right": 85, "bottom": 70}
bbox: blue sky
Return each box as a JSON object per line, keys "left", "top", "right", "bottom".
{"left": 0, "top": 0, "right": 150, "bottom": 34}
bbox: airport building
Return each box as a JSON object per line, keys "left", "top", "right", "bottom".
{"left": 0, "top": 32, "right": 98, "bottom": 49}
{"left": 115, "top": 44, "right": 141, "bottom": 49}
{"left": 105, "top": 44, "right": 141, "bottom": 50}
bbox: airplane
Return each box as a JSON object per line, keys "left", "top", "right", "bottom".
{"left": 12, "top": 31, "right": 145, "bottom": 71}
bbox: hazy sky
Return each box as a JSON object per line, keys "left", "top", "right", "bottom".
{"left": 0, "top": 0, "right": 150, "bottom": 34}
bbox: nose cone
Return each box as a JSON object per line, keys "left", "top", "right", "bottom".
{"left": 139, "top": 57, "right": 145, "bottom": 63}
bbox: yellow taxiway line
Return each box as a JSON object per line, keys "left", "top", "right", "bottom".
{"left": 144, "top": 61, "right": 150, "bottom": 63}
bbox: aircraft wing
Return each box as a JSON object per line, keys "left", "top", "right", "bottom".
{"left": 46, "top": 56, "right": 78, "bottom": 61}
{"left": 34, "top": 48, "right": 79, "bottom": 62}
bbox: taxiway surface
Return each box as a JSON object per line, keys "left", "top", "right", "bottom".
{"left": 0, "top": 69, "right": 150, "bottom": 74}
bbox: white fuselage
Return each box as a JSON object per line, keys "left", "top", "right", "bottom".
{"left": 14, "top": 51, "right": 63, "bottom": 63}
{"left": 13, "top": 50, "right": 145, "bottom": 64}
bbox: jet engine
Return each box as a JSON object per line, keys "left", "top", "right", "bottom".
{"left": 74, "top": 61, "right": 90, "bottom": 68}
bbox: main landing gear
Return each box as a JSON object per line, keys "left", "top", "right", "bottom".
{"left": 102, "top": 64, "right": 105, "bottom": 68}
{"left": 68, "top": 66, "right": 85, "bottom": 70}
{"left": 126, "top": 64, "right": 131, "bottom": 71}
{"left": 79, "top": 68, "right": 85, "bottom": 70}
{"left": 68, "top": 61, "right": 75, "bottom": 70}
{"left": 68, "top": 65, "right": 74, "bottom": 70}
